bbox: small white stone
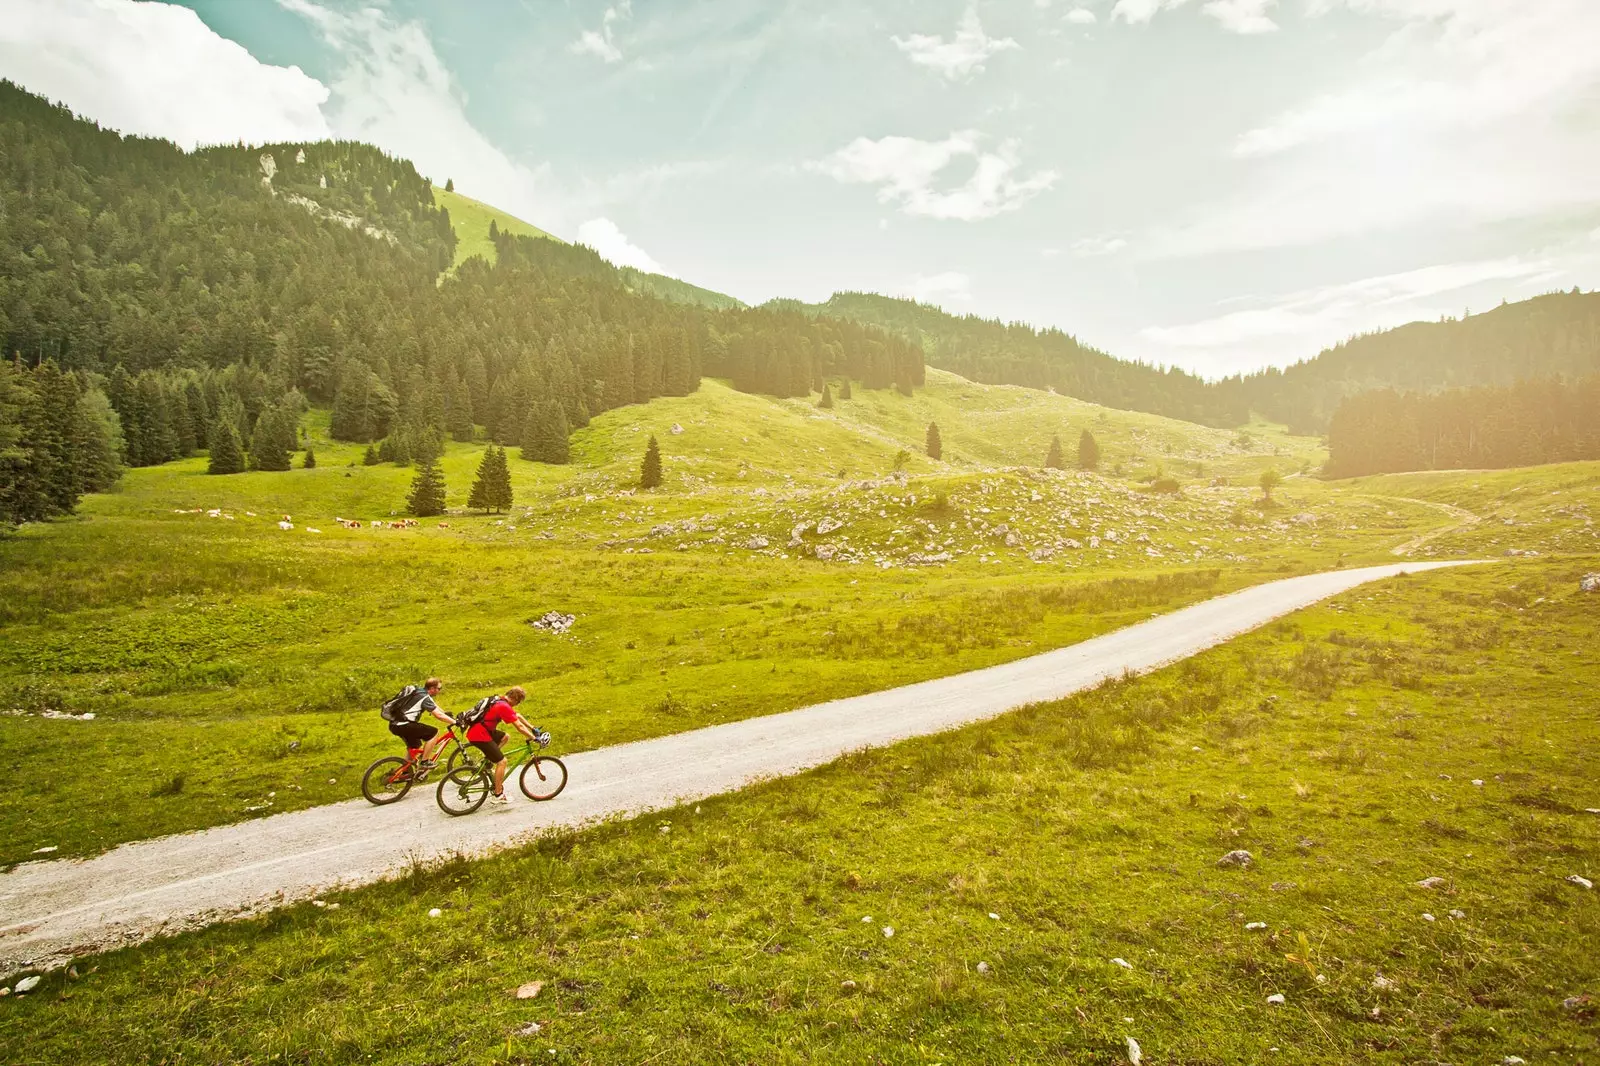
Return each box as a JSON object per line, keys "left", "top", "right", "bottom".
{"left": 1449, "top": 909, "right": 1466, "bottom": 919}
{"left": 987, "top": 912, "right": 1000, "bottom": 920}
{"left": 1244, "top": 921, "right": 1267, "bottom": 930}
{"left": 428, "top": 908, "right": 443, "bottom": 918}
{"left": 31, "top": 846, "right": 57, "bottom": 854}
{"left": 1125, "top": 1036, "right": 1142, "bottom": 1064}
{"left": 1472, "top": 779, "right": 1484, "bottom": 787}
{"left": 1112, "top": 957, "right": 1133, "bottom": 969}
{"left": 861, "top": 915, "right": 873, "bottom": 923}
{"left": 1568, "top": 875, "right": 1595, "bottom": 890}
{"left": 1266, "top": 993, "right": 1285, "bottom": 1005}
{"left": 881, "top": 926, "right": 894, "bottom": 938}
{"left": 14, "top": 975, "right": 41, "bottom": 994}
{"left": 1371, "top": 974, "right": 1395, "bottom": 991}
{"left": 976, "top": 961, "right": 991, "bottom": 975}
{"left": 1503, "top": 1057, "right": 1527, "bottom": 1065}
{"left": 1415, "top": 876, "right": 1447, "bottom": 889}
{"left": 1422, "top": 913, "right": 1436, "bottom": 922}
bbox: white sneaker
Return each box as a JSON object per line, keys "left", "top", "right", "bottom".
{"left": 488, "top": 792, "right": 510, "bottom": 807}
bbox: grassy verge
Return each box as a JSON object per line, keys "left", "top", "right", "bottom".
{"left": 4, "top": 559, "right": 1596, "bottom": 1063}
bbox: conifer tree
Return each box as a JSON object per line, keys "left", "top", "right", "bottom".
{"left": 445, "top": 177, "right": 455, "bottom": 192}
{"left": 640, "top": 434, "right": 662, "bottom": 489}
{"left": 488, "top": 444, "right": 513, "bottom": 511}
{"left": 543, "top": 401, "right": 569, "bottom": 464}
{"left": 1077, "top": 429, "right": 1100, "bottom": 471}
{"left": 302, "top": 446, "right": 316, "bottom": 469}
{"left": 467, "top": 446, "right": 497, "bottom": 513}
{"left": 1045, "top": 434, "right": 1064, "bottom": 469}
{"left": 207, "top": 419, "right": 246, "bottom": 475}
{"left": 407, "top": 457, "right": 446, "bottom": 516}
{"left": 839, "top": 378, "right": 852, "bottom": 400}
{"left": 925, "top": 422, "right": 942, "bottom": 460}
{"left": 414, "top": 426, "right": 443, "bottom": 465}
{"left": 818, "top": 383, "right": 834, "bottom": 409}
{"left": 249, "top": 410, "right": 291, "bottom": 471}
{"left": 363, "top": 443, "right": 379, "bottom": 466}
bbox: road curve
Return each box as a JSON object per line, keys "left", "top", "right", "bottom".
{"left": 0, "top": 561, "right": 1479, "bottom": 973}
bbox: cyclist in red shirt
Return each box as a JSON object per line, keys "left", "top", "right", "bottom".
{"left": 465, "top": 685, "right": 538, "bottom": 806}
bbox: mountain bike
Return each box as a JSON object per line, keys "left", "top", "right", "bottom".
{"left": 361, "top": 724, "right": 484, "bottom": 805}
{"left": 435, "top": 731, "right": 567, "bottom": 816}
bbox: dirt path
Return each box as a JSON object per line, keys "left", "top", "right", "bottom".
{"left": 1378, "top": 496, "right": 1483, "bottom": 556}
{"left": 0, "top": 561, "right": 1480, "bottom": 974}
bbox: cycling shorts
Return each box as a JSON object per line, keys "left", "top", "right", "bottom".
{"left": 389, "top": 721, "right": 438, "bottom": 750}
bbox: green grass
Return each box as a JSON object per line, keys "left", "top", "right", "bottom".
{"left": 0, "top": 378, "right": 1458, "bottom": 861}
{"left": 433, "top": 185, "right": 560, "bottom": 273}
{"left": 5, "top": 559, "right": 1596, "bottom": 1063}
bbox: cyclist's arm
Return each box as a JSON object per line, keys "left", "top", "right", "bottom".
{"left": 511, "top": 714, "right": 537, "bottom": 742}
{"left": 429, "top": 707, "right": 456, "bottom": 727}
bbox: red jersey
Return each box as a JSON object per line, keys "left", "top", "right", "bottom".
{"left": 467, "top": 699, "right": 519, "bottom": 743}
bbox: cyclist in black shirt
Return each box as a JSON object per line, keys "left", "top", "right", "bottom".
{"left": 387, "top": 677, "right": 456, "bottom": 766}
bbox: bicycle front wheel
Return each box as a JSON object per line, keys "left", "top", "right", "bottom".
{"left": 436, "top": 766, "right": 491, "bottom": 816}
{"left": 446, "top": 743, "right": 485, "bottom": 777}
{"left": 519, "top": 756, "right": 568, "bottom": 801}
{"left": 362, "top": 757, "right": 414, "bottom": 805}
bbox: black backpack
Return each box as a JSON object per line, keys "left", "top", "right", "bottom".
{"left": 380, "top": 685, "right": 427, "bottom": 723}
{"left": 458, "top": 695, "right": 501, "bottom": 729}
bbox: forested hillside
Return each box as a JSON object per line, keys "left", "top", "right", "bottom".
{"left": 0, "top": 81, "right": 920, "bottom": 523}
{"left": 772, "top": 292, "right": 1249, "bottom": 428}
{"left": 1325, "top": 376, "right": 1600, "bottom": 477}
{"left": 1216, "top": 291, "right": 1600, "bottom": 433}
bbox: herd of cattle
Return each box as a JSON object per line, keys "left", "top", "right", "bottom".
{"left": 174, "top": 508, "right": 446, "bottom": 532}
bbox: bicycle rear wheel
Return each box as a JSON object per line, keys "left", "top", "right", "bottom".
{"left": 361, "top": 757, "right": 414, "bottom": 805}
{"left": 437, "top": 766, "right": 491, "bottom": 816}
{"left": 519, "top": 756, "right": 568, "bottom": 801}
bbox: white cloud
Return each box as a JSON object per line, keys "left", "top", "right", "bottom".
{"left": 892, "top": 8, "right": 1019, "bottom": 80}
{"left": 278, "top": 0, "right": 563, "bottom": 233}
{"left": 810, "top": 131, "right": 1057, "bottom": 221}
{"left": 1140, "top": 254, "right": 1564, "bottom": 371}
{"left": 1113, "top": 0, "right": 1278, "bottom": 32}
{"left": 1071, "top": 235, "right": 1129, "bottom": 257}
{"left": 576, "top": 217, "right": 668, "bottom": 275}
{"left": 1201, "top": 0, "right": 1277, "bottom": 34}
{"left": 570, "top": 2, "right": 631, "bottom": 64}
{"left": 0, "top": 0, "right": 331, "bottom": 149}
{"left": 1041, "top": 247, "right": 1063, "bottom": 258}
{"left": 1149, "top": 0, "right": 1600, "bottom": 258}
{"left": 1066, "top": 8, "right": 1100, "bottom": 24}
{"left": 904, "top": 272, "right": 973, "bottom": 305}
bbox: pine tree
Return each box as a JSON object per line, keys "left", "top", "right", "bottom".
{"left": 302, "top": 446, "right": 316, "bottom": 469}
{"left": 1077, "top": 429, "right": 1100, "bottom": 471}
{"left": 445, "top": 177, "right": 455, "bottom": 192}
{"left": 207, "top": 419, "right": 246, "bottom": 475}
{"left": 640, "top": 434, "right": 662, "bottom": 489}
{"left": 839, "top": 378, "right": 852, "bottom": 400}
{"left": 407, "top": 457, "right": 447, "bottom": 516}
{"left": 818, "top": 383, "right": 834, "bottom": 409}
{"left": 467, "top": 446, "right": 497, "bottom": 513}
{"left": 362, "top": 443, "right": 379, "bottom": 466}
{"left": 1045, "top": 434, "right": 1064, "bottom": 469}
{"left": 249, "top": 410, "right": 291, "bottom": 471}
{"left": 925, "top": 422, "right": 942, "bottom": 460}
{"left": 543, "top": 402, "right": 569, "bottom": 464}
{"left": 414, "top": 426, "right": 442, "bottom": 465}
{"left": 488, "top": 444, "right": 513, "bottom": 511}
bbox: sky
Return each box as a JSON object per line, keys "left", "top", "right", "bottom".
{"left": 2, "top": 0, "right": 1599, "bottom": 379}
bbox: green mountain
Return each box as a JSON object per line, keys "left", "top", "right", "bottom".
{"left": 1218, "top": 290, "right": 1600, "bottom": 433}
{"left": 766, "top": 292, "right": 1250, "bottom": 429}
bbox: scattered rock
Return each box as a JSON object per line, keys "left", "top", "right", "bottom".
{"left": 840, "top": 980, "right": 857, "bottom": 991}
{"left": 1422, "top": 913, "right": 1436, "bottom": 922}
{"left": 1112, "top": 958, "right": 1133, "bottom": 969}
{"left": 1266, "top": 993, "right": 1285, "bottom": 1005}
{"left": 1449, "top": 909, "right": 1466, "bottom": 919}
{"left": 1563, "top": 994, "right": 1592, "bottom": 1011}
{"left": 987, "top": 912, "right": 1000, "bottom": 920}
{"left": 1504, "top": 1057, "right": 1527, "bottom": 1065}
{"left": 529, "top": 611, "right": 576, "bottom": 636}
{"left": 1126, "top": 1036, "right": 1143, "bottom": 1065}
{"left": 428, "top": 908, "right": 443, "bottom": 918}
{"left": 512, "top": 1021, "right": 541, "bottom": 1036}
{"left": 1216, "top": 849, "right": 1254, "bottom": 869}
{"left": 1472, "top": 779, "right": 1485, "bottom": 787}
{"left": 1415, "top": 876, "right": 1448, "bottom": 890}
{"left": 31, "top": 846, "right": 57, "bottom": 855}
{"left": 1244, "top": 922, "right": 1267, "bottom": 931}
{"left": 1567, "top": 875, "right": 1594, "bottom": 890}
{"left": 13, "top": 975, "right": 40, "bottom": 994}
{"left": 1371, "top": 974, "right": 1395, "bottom": 991}
{"left": 976, "top": 961, "right": 991, "bottom": 975}
{"left": 881, "top": 926, "right": 895, "bottom": 939}
{"left": 514, "top": 981, "right": 543, "bottom": 1000}
{"left": 669, "top": 423, "right": 684, "bottom": 435}
{"left": 1580, "top": 573, "right": 1599, "bottom": 593}
{"left": 1270, "top": 882, "right": 1298, "bottom": 892}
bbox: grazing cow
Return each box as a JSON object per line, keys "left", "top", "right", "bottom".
{"left": 278, "top": 520, "right": 293, "bottom": 531}
{"left": 370, "top": 520, "right": 382, "bottom": 528}
{"left": 438, "top": 522, "right": 450, "bottom": 529}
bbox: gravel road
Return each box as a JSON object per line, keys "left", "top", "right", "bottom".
{"left": 0, "top": 561, "right": 1476, "bottom": 974}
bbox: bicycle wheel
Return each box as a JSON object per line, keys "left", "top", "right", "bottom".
{"left": 361, "top": 757, "right": 414, "bottom": 805}
{"left": 446, "top": 742, "right": 485, "bottom": 777}
{"left": 436, "top": 766, "right": 491, "bottom": 816}
{"left": 519, "top": 756, "right": 568, "bottom": 801}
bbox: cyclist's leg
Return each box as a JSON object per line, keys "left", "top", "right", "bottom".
{"left": 388, "top": 722, "right": 422, "bottom": 762}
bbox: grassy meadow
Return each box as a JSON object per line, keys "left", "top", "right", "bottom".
{"left": 0, "top": 375, "right": 1461, "bottom": 861}
{"left": 4, "top": 558, "right": 1596, "bottom": 1063}
{"left": 433, "top": 185, "right": 561, "bottom": 272}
